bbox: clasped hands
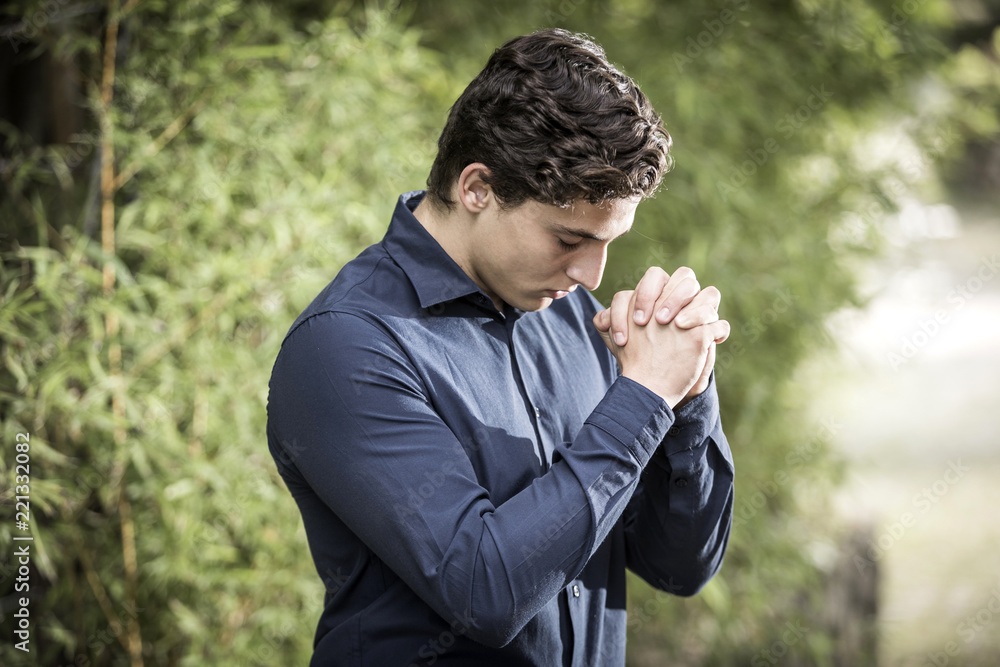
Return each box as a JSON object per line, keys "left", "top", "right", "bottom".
{"left": 593, "top": 267, "right": 730, "bottom": 409}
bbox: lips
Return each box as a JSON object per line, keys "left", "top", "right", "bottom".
{"left": 543, "top": 284, "right": 579, "bottom": 299}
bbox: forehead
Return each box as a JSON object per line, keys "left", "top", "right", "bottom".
{"left": 525, "top": 198, "right": 639, "bottom": 241}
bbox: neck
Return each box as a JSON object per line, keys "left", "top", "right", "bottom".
{"left": 412, "top": 195, "right": 502, "bottom": 310}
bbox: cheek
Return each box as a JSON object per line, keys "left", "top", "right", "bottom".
{"left": 527, "top": 246, "right": 566, "bottom": 278}
{"left": 504, "top": 238, "right": 551, "bottom": 273}
{"left": 491, "top": 229, "right": 565, "bottom": 284}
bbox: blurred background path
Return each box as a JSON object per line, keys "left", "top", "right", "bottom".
{"left": 806, "top": 200, "right": 1000, "bottom": 666}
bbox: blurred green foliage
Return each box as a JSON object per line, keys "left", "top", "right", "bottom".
{"left": 1, "top": 2, "right": 453, "bottom": 664}
{"left": 1, "top": 0, "right": 997, "bottom": 665}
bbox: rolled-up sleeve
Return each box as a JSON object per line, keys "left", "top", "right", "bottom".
{"left": 267, "top": 311, "right": 676, "bottom": 647}
{"left": 621, "top": 373, "right": 735, "bottom": 596}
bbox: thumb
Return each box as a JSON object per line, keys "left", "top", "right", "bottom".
{"left": 592, "top": 310, "right": 622, "bottom": 362}
{"left": 592, "top": 308, "right": 611, "bottom": 332}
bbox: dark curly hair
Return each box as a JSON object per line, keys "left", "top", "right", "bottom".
{"left": 426, "top": 28, "right": 672, "bottom": 210}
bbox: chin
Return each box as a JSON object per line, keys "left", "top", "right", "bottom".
{"left": 512, "top": 295, "right": 553, "bottom": 312}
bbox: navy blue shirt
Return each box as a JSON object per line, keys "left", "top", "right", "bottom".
{"left": 267, "top": 191, "right": 734, "bottom": 666}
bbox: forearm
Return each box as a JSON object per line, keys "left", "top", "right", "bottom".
{"left": 269, "top": 314, "right": 675, "bottom": 647}
{"left": 623, "top": 375, "right": 735, "bottom": 595}
{"left": 416, "top": 378, "right": 671, "bottom": 646}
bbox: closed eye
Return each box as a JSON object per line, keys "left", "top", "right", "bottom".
{"left": 557, "top": 237, "right": 581, "bottom": 251}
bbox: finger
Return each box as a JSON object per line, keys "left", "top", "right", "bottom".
{"left": 674, "top": 305, "right": 719, "bottom": 329}
{"left": 695, "top": 342, "right": 716, "bottom": 387}
{"left": 609, "top": 290, "right": 635, "bottom": 347}
{"left": 705, "top": 319, "right": 731, "bottom": 344}
{"left": 592, "top": 308, "right": 611, "bottom": 332}
{"left": 674, "top": 286, "right": 722, "bottom": 328}
{"left": 592, "top": 310, "right": 616, "bottom": 355}
{"left": 698, "top": 285, "right": 722, "bottom": 311}
{"left": 698, "top": 342, "right": 717, "bottom": 385}
{"left": 653, "top": 267, "right": 700, "bottom": 324}
{"left": 632, "top": 266, "right": 670, "bottom": 325}
{"left": 705, "top": 340, "right": 717, "bottom": 370}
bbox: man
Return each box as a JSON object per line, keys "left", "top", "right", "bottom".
{"left": 267, "top": 28, "right": 733, "bottom": 666}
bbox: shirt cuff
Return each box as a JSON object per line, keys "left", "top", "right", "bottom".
{"left": 662, "top": 371, "right": 720, "bottom": 456}
{"left": 585, "top": 376, "right": 674, "bottom": 466}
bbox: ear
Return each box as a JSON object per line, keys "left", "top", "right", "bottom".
{"left": 456, "top": 163, "right": 493, "bottom": 214}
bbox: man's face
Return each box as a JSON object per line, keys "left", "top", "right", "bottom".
{"left": 465, "top": 196, "right": 639, "bottom": 312}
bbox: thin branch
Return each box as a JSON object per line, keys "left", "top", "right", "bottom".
{"left": 113, "top": 97, "right": 206, "bottom": 192}
{"left": 99, "top": 1, "right": 144, "bottom": 665}
{"left": 76, "top": 542, "right": 129, "bottom": 652}
{"left": 128, "top": 291, "right": 230, "bottom": 380}
{"left": 100, "top": 0, "right": 119, "bottom": 295}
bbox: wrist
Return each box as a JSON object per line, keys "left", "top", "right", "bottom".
{"left": 621, "top": 370, "right": 683, "bottom": 409}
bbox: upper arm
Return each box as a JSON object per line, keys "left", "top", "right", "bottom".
{"left": 268, "top": 312, "right": 496, "bottom": 623}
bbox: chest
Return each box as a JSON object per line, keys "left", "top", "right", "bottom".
{"left": 387, "top": 304, "right": 614, "bottom": 505}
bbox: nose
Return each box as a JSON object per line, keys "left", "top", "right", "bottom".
{"left": 566, "top": 243, "right": 607, "bottom": 291}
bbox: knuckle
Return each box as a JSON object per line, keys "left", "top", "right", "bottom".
{"left": 679, "top": 277, "right": 700, "bottom": 296}
{"left": 674, "top": 266, "right": 696, "bottom": 280}
{"left": 611, "top": 291, "right": 632, "bottom": 310}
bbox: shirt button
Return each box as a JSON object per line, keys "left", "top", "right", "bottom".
{"left": 572, "top": 584, "right": 580, "bottom": 598}
{"left": 674, "top": 477, "right": 688, "bottom": 488}
{"left": 534, "top": 407, "right": 541, "bottom": 418}
{"left": 668, "top": 426, "right": 680, "bottom": 436}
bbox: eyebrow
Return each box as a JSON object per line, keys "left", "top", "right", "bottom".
{"left": 550, "top": 223, "right": 632, "bottom": 243}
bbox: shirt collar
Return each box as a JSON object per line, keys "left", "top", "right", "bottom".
{"left": 382, "top": 191, "right": 487, "bottom": 310}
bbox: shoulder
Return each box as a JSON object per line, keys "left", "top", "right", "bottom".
{"left": 283, "top": 243, "right": 417, "bottom": 344}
